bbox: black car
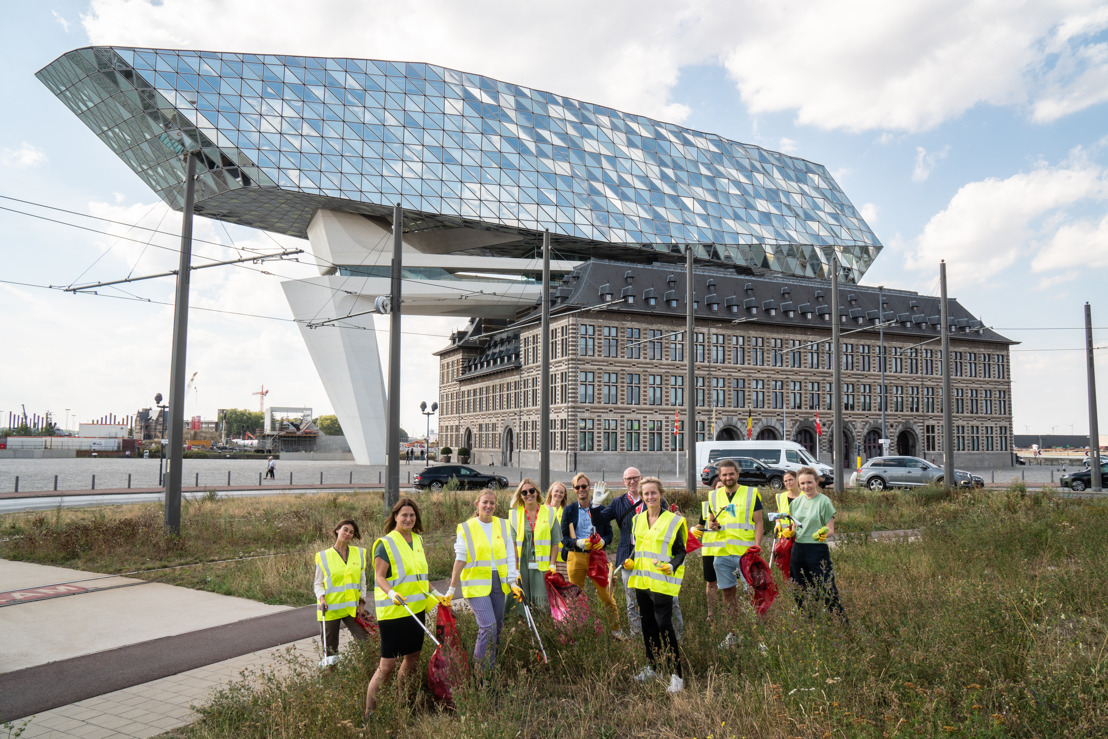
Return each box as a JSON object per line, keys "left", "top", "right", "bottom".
{"left": 701, "top": 457, "right": 788, "bottom": 490}
{"left": 1060, "top": 462, "right": 1108, "bottom": 492}
{"left": 413, "top": 464, "right": 510, "bottom": 492}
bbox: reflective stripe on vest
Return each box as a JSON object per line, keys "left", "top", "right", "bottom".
{"left": 707, "top": 486, "right": 758, "bottom": 556}
{"left": 460, "top": 517, "right": 511, "bottom": 599}
{"left": 628, "top": 510, "right": 686, "bottom": 596}
{"left": 373, "top": 531, "right": 431, "bottom": 621}
{"left": 776, "top": 491, "right": 792, "bottom": 516}
{"left": 511, "top": 505, "right": 556, "bottom": 572}
{"left": 316, "top": 546, "right": 365, "bottom": 621}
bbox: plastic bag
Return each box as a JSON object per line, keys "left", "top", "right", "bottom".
{"left": 353, "top": 612, "right": 379, "bottom": 636}
{"left": 544, "top": 570, "right": 602, "bottom": 637}
{"left": 739, "top": 546, "right": 778, "bottom": 617}
{"left": 585, "top": 532, "right": 609, "bottom": 588}
{"left": 772, "top": 537, "right": 793, "bottom": 580}
{"left": 427, "top": 603, "right": 468, "bottom": 706}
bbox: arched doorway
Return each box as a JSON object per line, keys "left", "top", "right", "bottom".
{"left": 463, "top": 428, "right": 473, "bottom": 455}
{"left": 757, "top": 426, "right": 780, "bottom": 440}
{"left": 796, "top": 428, "right": 816, "bottom": 456}
{"left": 716, "top": 426, "right": 741, "bottom": 441}
{"left": 896, "top": 429, "right": 918, "bottom": 457}
{"left": 863, "top": 429, "right": 881, "bottom": 460}
{"left": 832, "top": 428, "right": 854, "bottom": 470}
{"left": 502, "top": 427, "right": 514, "bottom": 466}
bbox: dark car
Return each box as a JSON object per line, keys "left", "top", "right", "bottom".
{"left": 701, "top": 457, "right": 788, "bottom": 490}
{"left": 413, "top": 464, "right": 510, "bottom": 492}
{"left": 1060, "top": 462, "right": 1108, "bottom": 492}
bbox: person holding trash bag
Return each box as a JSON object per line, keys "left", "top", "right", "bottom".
{"left": 625, "top": 477, "right": 687, "bottom": 694}
{"left": 545, "top": 481, "right": 569, "bottom": 577}
{"left": 789, "top": 467, "right": 847, "bottom": 622}
{"left": 314, "top": 519, "right": 370, "bottom": 658}
{"left": 364, "top": 498, "right": 446, "bottom": 715}
{"left": 695, "top": 458, "right": 763, "bottom": 623}
{"left": 446, "top": 489, "right": 523, "bottom": 670}
{"left": 560, "top": 472, "right": 620, "bottom": 632}
{"left": 770, "top": 470, "right": 802, "bottom": 579}
{"left": 508, "top": 479, "right": 558, "bottom": 609}
{"left": 607, "top": 466, "right": 684, "bottom": 639}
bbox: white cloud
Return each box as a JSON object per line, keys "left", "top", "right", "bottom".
{"left": 860, "top": 202, "right": 879, "bottom": 225}
{"left": 51, "top": 10, "right": 70, "bottom": 32}
{"left": 904, "top": 157, "right": 1108, "bottom": 287}
{"left": 778, "top": 137, "right": 799, "bottom": 154}
{"left": 1, "top": 142, "right": 46, "bottom": 168}
{"left": 911, "top": 145, "right": 950, "bottom": 182}
{"left": 1034, "top": 270, "right": 1080, "bottom": 289}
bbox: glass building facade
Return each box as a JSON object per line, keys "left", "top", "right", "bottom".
{"left": 39, "top": 46, "right": 881, "bottom": 281}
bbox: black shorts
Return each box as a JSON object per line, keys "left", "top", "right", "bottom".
{"left": 378, "top": 609, "right": 426, "bottom": 659}
{"left": 702, "top": 555, "right": 718, "bottom": 583}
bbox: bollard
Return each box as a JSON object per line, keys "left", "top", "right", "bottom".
{"left": 320, "top": 471, "right": 324, "bottom": 484}
{"left": 128, "top": 473, "right": 132, "bottom": 489}
{"left": 290, "top": 471, "right": 293, "bottom": 485}
{"left": 195, "top": 473, "right": 199, "bottom": 487}
{"left": 408, "top": 471, "right": 411, "bottom": 484}
{"left": 14, "top": 476, "right": 18, "bottom": 493}
{"left": 54, "top": 475, "right": 58, "bottom": 491}
{"left": 92, "top": 474, "right": 96, "bottom": 490}
{"left": 1051, "top": 469, "right": 1054, "bottom": 483}
{"left": 1022, "top": 469, "right": 1025, "bottom": 481}
{"left": 349, "top": 471, "right": 353, "bottom": 485}
{"left": 259, "top": 472, "right": 262, "bottom": 485}
{"left": 601, "top": 470, "right": 605, "bottom": 482}
{"left": 379, "top": 470, "right": 382, "bottom": 484}
{"left": 227, "top": 471, "right": 231, "bottom": 486}
{"left": 991, "top": 470, "right": 995, "bottom": 483}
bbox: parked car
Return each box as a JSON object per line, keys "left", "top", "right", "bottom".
{"left": 700, "top": 457, "right": 783, "bottom": 489}
{"left": 849, "top": 456, "right": 974, "bottom": 490}
{"left": 696, "top": 440, "right": 835, "bottom": 481}
{"left": 413, "top": 464, "right": 510, "bottom": 492}
{"left": 1060, "top": 462, "right": 1108, "bottom": 491}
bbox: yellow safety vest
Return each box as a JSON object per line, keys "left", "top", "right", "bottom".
{"left": 700, "top": 486, "right": 759, "bottom": 556}
{"left": 628, "top": 509, "right": 687, "bottom": 596}
{"left": 316, "top": 546, "right": 366, "bottom": 621}
{"left": 372, "top": 531, "right": 431, "bottom": 621}
{"left": 511, "top": 505, "right": 557, "bottom": 572}
{"left": 775, "top": 491, "right": 793, "bottom": 515}
{"left": 458, "top": 517, "right": 511, "bottom": 599}
{"left": 551, "top": 506, "right": 565, "bottom": 563}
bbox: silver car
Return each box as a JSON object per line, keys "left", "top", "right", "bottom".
{"left": 851, "top": 456, "right": 973, "bottom": 490}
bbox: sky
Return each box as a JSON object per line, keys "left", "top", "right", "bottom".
{"left": 1, "top": 0, "right": 1107, "bottom": 439}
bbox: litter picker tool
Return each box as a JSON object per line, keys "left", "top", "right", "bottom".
{"left": 520, "top": 600, "right": 549, "bottom": 664}
{"left": 401, "top": 600, "right": 441, "bottom": 647}
{"left": 317, "top": 602, "right": 340, "bottom": 668}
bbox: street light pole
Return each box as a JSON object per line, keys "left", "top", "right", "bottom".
{"left": 878, "top": 285, "right": 887, "bottom": 453}
{"left": 1085, "top": 302, "right": 1102, "bottom": 491}
{"left": 420, "top": 401, "right": 437, "bottom": 461}
{"left": 832, "top": 259, "right": 844, "bottom": 495}
{"left": 385, "top": 204, "right": 403, "bottom": 510}
{"left": 940, "top": 261, "right": 955, "bottom": 490}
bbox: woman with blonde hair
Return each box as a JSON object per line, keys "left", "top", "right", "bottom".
{"left": 545, "top": 480, "right": 570, "bottom": 576}
{"left": 560, "top": 472, "right": 620, "bottom": 632}
{"left": 445, "top": 489, "right": 523, "bottom": 669}
{"left": 508, "top": 478, "right": 558, "bottom": 609}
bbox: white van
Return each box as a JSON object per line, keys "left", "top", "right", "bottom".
{"left": 695, "top": 440, "right": 835, "bottom": 488}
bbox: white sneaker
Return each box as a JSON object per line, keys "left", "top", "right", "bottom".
{"left": 633, "top": 666, "right": 657, "bottom": 682}
{"left": 719, "top": 632, "right": 739, "bottom": 648}
{"left": 666, "top": 674, "right": 684, "bottom": 693}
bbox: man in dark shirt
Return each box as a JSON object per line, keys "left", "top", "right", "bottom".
{"left": 606, "top": 467, "right": 684, "bottom": 639}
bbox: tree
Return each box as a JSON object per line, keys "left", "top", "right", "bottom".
{"left": 222, "top": 408, "right": 265, "bottom": 437}
{"left": 399, "top": 428, "right": 409, "bottom": 442}
{"left": 315, "top": 414, "right": 343, "bottom": 436}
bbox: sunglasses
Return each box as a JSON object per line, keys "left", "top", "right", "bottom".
{"left": 521, "top": 488, "right": 538, "bottom": 495}
{"left": 574, "top": 484, "right": 590, "bottom": 490}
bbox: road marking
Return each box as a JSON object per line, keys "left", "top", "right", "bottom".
{"left": 0, "top": 584, "right": 87, "bottom": 604}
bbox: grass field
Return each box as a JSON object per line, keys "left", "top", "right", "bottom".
{"left": 4, "top": 485, "right": 1108, "bottom": 737}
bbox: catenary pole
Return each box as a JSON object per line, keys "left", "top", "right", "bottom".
{"left": 879, "top": 285, "right": 887, "bottom": 452}
{"left": 940, "top": 261, "right": 955, "bottom": 490}
{"left": 686, "top": 247, "right": 696, "bottom": 496}
{"left": 540, "top": 231, "right": 551, "bottom": 493}
{"left": 1086, "top": 302, "right": 1102, "bottom": 491}
{"left": 164, "top": 150, "right": 197, "bottom": 535}
{"left": 385, "top": 204, "right": 403, "bottom": 510}
{"left": 832, "top": 259, "right": 844, "bottom": 495}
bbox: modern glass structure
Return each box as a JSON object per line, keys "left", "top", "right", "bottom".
{"left": 39, "top": 47, "right": 885, "bottom": 463}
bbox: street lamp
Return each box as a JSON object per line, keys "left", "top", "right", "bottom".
{"left": 420, "top": 401, "right": 438, "bottom": 461}
{"left": 155, "top": 392, "right": 168, "bottom": 486}
{"left": 65, "top": 408, "right": 70, "bottom": 435}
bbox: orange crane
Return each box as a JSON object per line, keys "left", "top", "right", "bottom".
{"left": 252, "top": 385, "right": 269, "bottom": 413}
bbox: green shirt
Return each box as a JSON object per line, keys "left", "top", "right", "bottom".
{"left": 791, "top": 493, "right": 836, "bottom": 544}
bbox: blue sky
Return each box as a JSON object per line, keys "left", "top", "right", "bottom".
{"left": 2, "top": 0, "right": 1106, "bottom": 439}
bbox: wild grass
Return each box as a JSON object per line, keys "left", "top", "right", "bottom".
{"left": 149, "top": 484, "right": 1108, "bottom": 738}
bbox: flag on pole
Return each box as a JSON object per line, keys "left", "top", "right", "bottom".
{"left": 815, "top": 412, "right": 822, "bottom": 437}
{"left": 674, "top": 407, "right": 679, "bottom": 436}
{"left": 747, "top": 413, "right": 753, "bottom": 440}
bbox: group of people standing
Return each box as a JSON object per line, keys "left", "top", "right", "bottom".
{"left": 312, "top": 463, "right": 844, "bottom": 717}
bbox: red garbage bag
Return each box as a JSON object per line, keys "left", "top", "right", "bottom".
{"left": 353, "top": 612, "right": 380, "bottom": 636}
{"left": 772, "top": 537, "right": 794, "bottom": 580}
{"left": 544, "top": 571, "right": 601, "bottom": 636}
{"left": 427, "top": 603, "right": 468, "bottom": 706}
{"left": 586, "top": 532, "right": 610, "bottom": 588}
{"left": 739, "top": 547, "right": 779, "bottom": 617}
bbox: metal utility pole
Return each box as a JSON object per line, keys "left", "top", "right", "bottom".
{"left": 385, "top": 204, "right": 403, "bottom": 510}
{"left": 540, "top": 231, "right": 551, "bottom": 493}
{"left": 832, "top": 260, "right": 844, "bottom": 495}
{"left": 686, "top": 247, "right": 696, "bottom": 496}
{"left": 878, "top": 285, "right": 887, "bottom": 453}
{"left": 940, "top": 261, "right": 955, "bottom": 490}
{"left": 1086, "top": 302, "right": 1102, "bottom": 491}
{"left": 164, "top": 151, "right": 197, "bottom": 535}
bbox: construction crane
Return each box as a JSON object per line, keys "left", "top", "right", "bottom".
{"left": 253, "top": 385, "right": 269, "bottom": 413}
{"left": 185, "top": 372, "right": 198, "bottom": 414}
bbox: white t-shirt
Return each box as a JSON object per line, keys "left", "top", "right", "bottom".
{"left": 453, "top": 518, "right": 519, "bottom": 580}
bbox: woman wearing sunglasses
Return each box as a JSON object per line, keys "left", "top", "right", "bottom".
{"left": 508, "top": 478, "right": 558, "bottom": 609}
{"left": 560, "top": 472, "right": 620, "bottom": 632}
